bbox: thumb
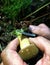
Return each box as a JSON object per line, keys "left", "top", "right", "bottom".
{"left": 29, "top": 25, "right": 41, "bottom": 35}
{"left": 7, "top": 38, "right": 19, "bottom": 51}
{"left": 29, "top": 36, "right": 50, "bottom": 54}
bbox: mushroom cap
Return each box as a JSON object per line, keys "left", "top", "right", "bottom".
{"left": 18, "top": 44, "right": 39, "bottom": 60}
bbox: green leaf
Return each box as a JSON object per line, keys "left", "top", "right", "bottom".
{"left": 11, "top": 29, "right": 24, "bottom": 36}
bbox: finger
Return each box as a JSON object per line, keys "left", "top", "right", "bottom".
{"left": 29, "top": 36, "right": 50, "bottom": 53}
{"left": 0, "top": 62, "right": 3, "bottom": 65}
{"left": 29, "top": 25, "right": 42, "bottom": 35}
{"left": 7, "top": 38, "right": 19, "bottom": 51}
{"left": 35, "top": 58, "right": 43, "bottom": 65}
{"left": 38, "top": 23, "right": 48, "bottom": 28}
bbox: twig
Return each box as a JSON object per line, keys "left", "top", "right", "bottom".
{"left": 23, "top": 2, "right": 50, "bottom": 20}
{"left": 30, "top": 13, "right": 50, "bottom": 23}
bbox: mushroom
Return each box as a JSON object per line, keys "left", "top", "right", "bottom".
{"left": 18, "top": 37, "right": 39, "bottom": 60}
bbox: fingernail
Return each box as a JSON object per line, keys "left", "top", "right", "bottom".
{"left": 29, "top": 25, "right": 35, "bottom": 31}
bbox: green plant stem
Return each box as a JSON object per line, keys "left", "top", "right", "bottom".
{"left": 23, "top": 2, "right": 50, "bottom": 19}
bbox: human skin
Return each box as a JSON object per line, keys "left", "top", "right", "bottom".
{"left": 1, "top": 23, "right": 50, "bottom": 65}
{"left": 1, "top": 38, "right": 27, "bottom": 65}
{"left": 29, "top": 23, "right": 50, "bottom": 39}
{"left": 0, "top": 62, "right": 3, "bottom": 65}
{"left": 1, "top": 37, "right": 50, "bottom": 65}
{"left": 29, "top": 37, "right": 50, "bottom": 65}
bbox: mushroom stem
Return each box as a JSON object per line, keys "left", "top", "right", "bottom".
{"left": 20, "top": 38, "right": 30, "bottom": 49}
{"left": 18, "top": 36, "right": 30, "bottom": 49}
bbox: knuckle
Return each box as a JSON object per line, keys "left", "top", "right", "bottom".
{"left": 39, "top": 23, "right": 45, "bottom": 26}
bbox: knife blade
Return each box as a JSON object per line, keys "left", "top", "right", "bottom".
{"left": 22, "top": 32, "right": 37, "bottom": 37}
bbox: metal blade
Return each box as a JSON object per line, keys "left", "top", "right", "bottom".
{"left": 22, "top": 32, "right": 37, "bottom": 37}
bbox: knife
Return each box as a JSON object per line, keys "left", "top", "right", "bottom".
{"left": 22, "top": 32, "right": 37, "bottom": 37}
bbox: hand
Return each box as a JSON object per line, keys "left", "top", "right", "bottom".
{"left": 29, "top": 23, "right": 50, "bottom": 39}
{"left": 1, "top": 38, "right": 27, "bottom": 65}
{"left": 1, "top": 37, "right": 50, "bottom": 65}
{"left": 29, "top": 36, "right": 50, "bottom": 65}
